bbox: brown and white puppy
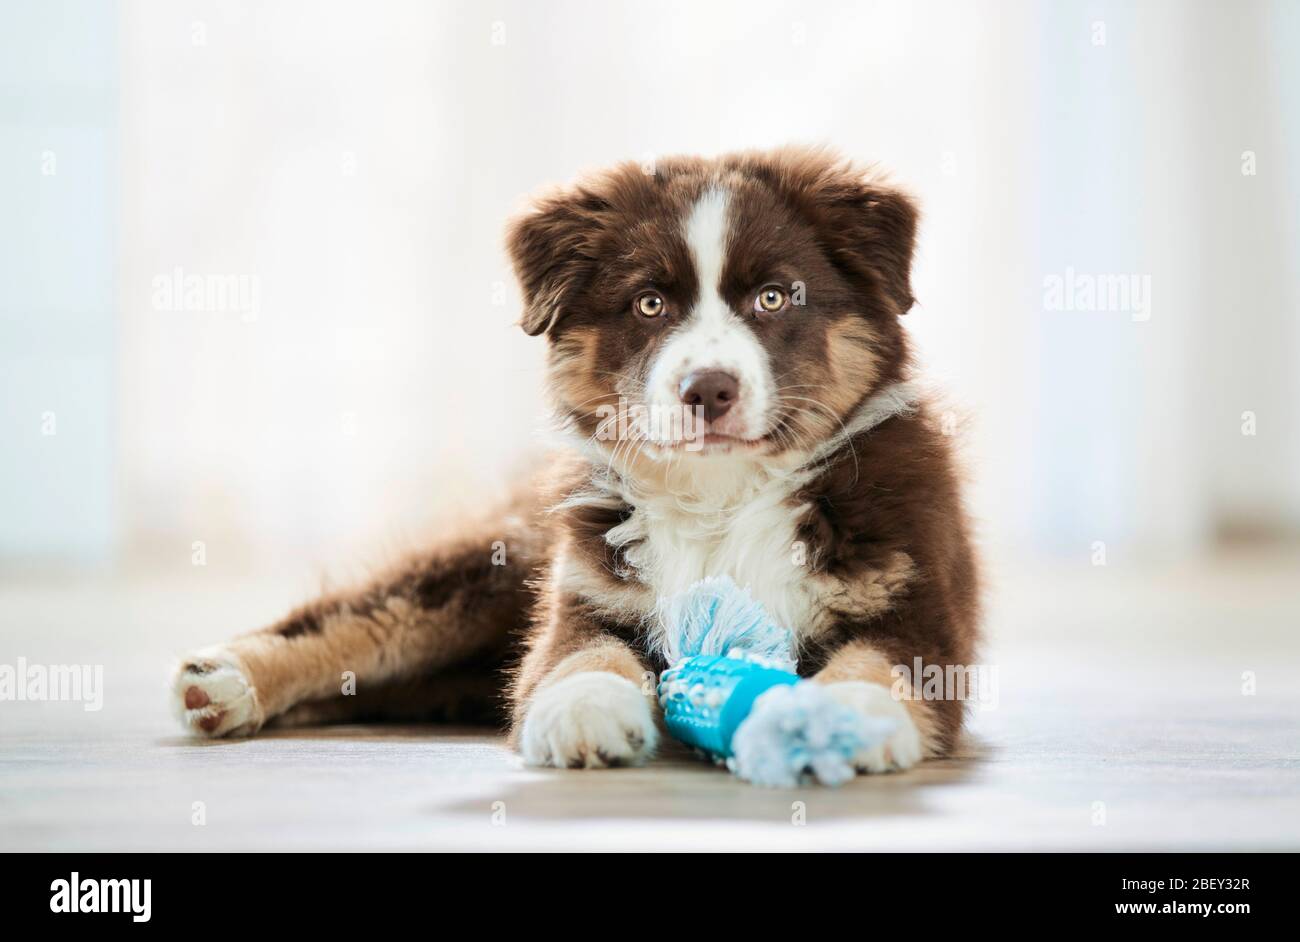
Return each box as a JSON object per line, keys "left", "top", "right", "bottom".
{"left": 173, "top": 147, "right": 980, "bottom": 776}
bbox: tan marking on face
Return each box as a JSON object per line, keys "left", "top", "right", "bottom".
{"left": 548, "top": 328, "right": 618, "bottom": 421}
{"left": 812, "top": 641, "right": 941, "bottom": 756}
{"left": 823, "top": 318, "right": 882, "bottom": 416}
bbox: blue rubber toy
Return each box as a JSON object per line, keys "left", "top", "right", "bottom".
{"left": 656, "top": 577, "right": 896, "bottom": 787}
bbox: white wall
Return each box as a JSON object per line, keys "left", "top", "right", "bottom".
{"left": 0, "top": 1, "right": 117, "bottom": 564}
{"left": 8, "top": 0, "right": 1297, "bottom": 570}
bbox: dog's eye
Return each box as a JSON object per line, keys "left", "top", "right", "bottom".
{"left": 754, "top": 286, "right": 788, "bottom": 313}
{"left": 634, "top": 292, "right": 667, "bottom": 318}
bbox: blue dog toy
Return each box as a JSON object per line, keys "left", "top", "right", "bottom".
{"left": 656, "top": 577, "right": 896, "bottom": 787}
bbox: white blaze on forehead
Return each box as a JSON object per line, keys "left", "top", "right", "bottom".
{"left": 645, "top": 187, "right": 773, "bottom": 442}
{"left": 685, "top": 187, "right": 731, "bottom": 322}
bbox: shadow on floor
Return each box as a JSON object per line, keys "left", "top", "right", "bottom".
{"left": 160, "top": 721, "right": 992, "bottom": 824}
{"left": 438, "top": 734, "right": 992, "bottom": 823}
{"left": 158, "top": 722, "right": 503, "bottom": 748}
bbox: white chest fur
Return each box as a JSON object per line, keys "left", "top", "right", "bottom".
{"left": 605, "top": 459, "right": 817, "bottom": 641}
{"left": 563, "top": 381, "right": 924, "bottom": 647}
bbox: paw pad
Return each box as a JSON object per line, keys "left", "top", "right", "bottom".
{"left": 172, "top": 654, "right": 263, "bottom": 738}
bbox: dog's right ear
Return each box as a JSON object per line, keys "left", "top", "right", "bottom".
{"left": 505, "top": 185, "right": 606, "bottom": 337}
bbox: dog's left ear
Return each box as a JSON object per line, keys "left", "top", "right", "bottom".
{"left": 826, "top": 181, "right": 918, "bottom": 316}
{"left": 504, "top": 185, "right": 606, "bottom": 337}
{"left": 766, "top": 150, "right": 919, "bottom": 316}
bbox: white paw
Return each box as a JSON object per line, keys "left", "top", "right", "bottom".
{"left": 821, "top": 680, "right": 923, "bottom": 773}
{"left": 172, "top": 649, "right": 264, "bottom": 738}
{"left": 521, "top": 672, "right": 658, "bottom": 769}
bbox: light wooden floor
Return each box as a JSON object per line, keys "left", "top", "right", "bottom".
{"left": 2, "top": 549, "right": 1298, "bottom": 851}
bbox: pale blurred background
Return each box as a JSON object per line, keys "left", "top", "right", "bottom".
{"left": 3, "top": 0, "right": 1298, "bottom": 582}
{"left": 3, "top": 0, "right": 1298, "bottom": 853}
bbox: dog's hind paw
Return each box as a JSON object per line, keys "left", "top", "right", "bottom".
{"left": 172, "top": 650, "right": 264, "bottom": 738}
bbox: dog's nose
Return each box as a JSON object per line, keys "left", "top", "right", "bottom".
{"left": 678, "top": 370, "right": 739, "bottom": 423}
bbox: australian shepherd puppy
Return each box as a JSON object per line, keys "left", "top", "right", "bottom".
{"left": 174, "top": 147, "right": 980, "bottom": 775}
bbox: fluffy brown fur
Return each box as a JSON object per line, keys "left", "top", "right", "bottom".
{"left": 173, "top": 147, "right": 980, "bottom": 773}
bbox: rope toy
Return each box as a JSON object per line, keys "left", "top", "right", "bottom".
{"left": 655, "top": 577, "right": 896, "bottom": 787}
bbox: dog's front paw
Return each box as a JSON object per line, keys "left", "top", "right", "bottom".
{"left": 821, "top": 680, "right": 922, "bottom": 773}
{"left": 520, "top": 672, "right": 658, "bottom": 769}
{"left": 172, "top": 650, "right": 264, "bottom": 738}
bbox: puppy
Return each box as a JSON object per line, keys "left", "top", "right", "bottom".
{"left": 173, "top": 147, "right": 980, "bottom": 775}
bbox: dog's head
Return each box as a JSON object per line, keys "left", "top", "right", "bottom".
{"left": 506, "top": 147, "right": 917, "bottom": 463}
